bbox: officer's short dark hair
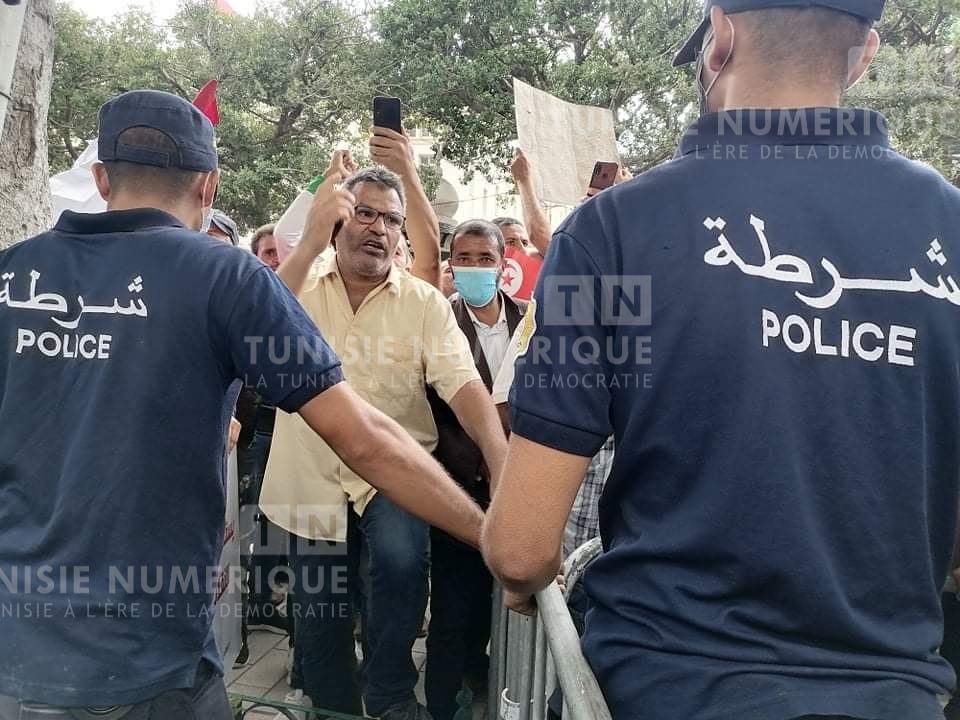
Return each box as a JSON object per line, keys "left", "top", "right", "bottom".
{"left": 450, "top": 219, "right": 505, "bottom": 258}
{"left": 740, "top": 7, "right": 872, "bottom": 87}
{"left": 343, "top": 167, "right": 406, "bottom": 210}
{"left": 251, "top": 224, "right": 276, "bottom": 256}
{"left": 102, "top": 127, "right": 207, "bottom": 200}
{"left": 491, "top": 217, "right": 524, "bottom": 230}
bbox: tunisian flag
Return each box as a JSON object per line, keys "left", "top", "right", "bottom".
{"left": 215, "top": 0, "right": 236, "bottom": 14}
{"left": 192, "top": 80, "right": 220, "bottom": 126}
{"left": 501, "top": 247, "right": 543, "bottom": 302}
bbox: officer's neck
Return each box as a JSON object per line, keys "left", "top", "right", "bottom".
{"left": 715, "top": 75, "right": 843, "bottom": 112}
{"left": 106, "top": 194, "right": 199, "bottom": 230}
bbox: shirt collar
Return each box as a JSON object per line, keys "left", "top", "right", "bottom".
{"left": 317, "top": 252, "right": 402, "bottom": 294}
{"left": 677, "top": 107, "right": 891, "bottom": 158}
{"left": 466, "top": 296, "right": 507, "bottom": 330}
{"left": 54, "top": 208, "right": 186, "bottom": 235}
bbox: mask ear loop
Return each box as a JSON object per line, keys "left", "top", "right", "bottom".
{"left": 702, "top": 17, "right": 736, "bottom": 102}
{"left": 695, "top": 29, "right": 713, "bottom": 103}
{"left": 844, "top": 44, "right": 868, "bottom": 93}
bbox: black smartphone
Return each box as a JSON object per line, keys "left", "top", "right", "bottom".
{"left": 373, "top": 96, "right": 403, "bottom": 133}
{"left": 589, "top": 161, "right": 619, "bottom": 192}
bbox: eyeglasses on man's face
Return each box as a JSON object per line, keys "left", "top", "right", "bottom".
{"left": 354, "top": 204, "right": 405, "bottom": 232}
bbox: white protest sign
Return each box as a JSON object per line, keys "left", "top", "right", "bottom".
{"left": 49, "top": 139, "right": 107, "bottom": 224}
{"left": 513, "top": 78, "right": 620, "bottom": 207}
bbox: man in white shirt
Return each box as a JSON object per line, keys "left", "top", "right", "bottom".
{"left": 426, "top": 220, "right": 526, "bottom": 720}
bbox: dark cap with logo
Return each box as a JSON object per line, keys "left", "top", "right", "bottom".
{"left": 98, "top": 90, "right": 218, "bottom": 172}
{"left": 673, "top": 0, "right": 886, "bottom": 67}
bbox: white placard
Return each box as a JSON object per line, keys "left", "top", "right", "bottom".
{"left": 514, "top": 78, "right": 620, "bottom": 207}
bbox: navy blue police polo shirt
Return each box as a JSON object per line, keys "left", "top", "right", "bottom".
{"left": 510, "top": 108, "right": 960, "bottom": 720}
{"left": 0, "top": 209, "right": 343, "bottom": 706}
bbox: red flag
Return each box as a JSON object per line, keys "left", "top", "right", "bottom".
{"left": 192, "top": 80, "right": 220, "bottom": 126}
{"left": 501, "top": 247, "right": 543, "bottom": 302}
{"left": 215, "top": 0, "right": 236, "bottom": 14}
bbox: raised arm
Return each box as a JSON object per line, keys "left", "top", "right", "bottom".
{"left": 370, "top": 127, "right": 442, "bottom": 289}
{"left": 277, "top": 151, "right": 356, "bottom": 296}
{"left": 511, "top": 149, "right": 553, "bottom": 257}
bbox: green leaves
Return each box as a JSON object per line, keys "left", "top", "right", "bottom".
{"left": 373, "top": 0, "right": 701, "bottom": 179}
{"left": 49, "top": 0, "right": 960, "bottom": 231}
{"left": 853, "top": 0, "right": 960, "bottom": 183}
{"left": 50, "top": 0, "right": 375, "bottom": 229}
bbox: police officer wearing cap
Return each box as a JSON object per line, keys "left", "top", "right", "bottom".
{"left": 0, "top": 90, "right": 484, "bottom": 718}
{"left": 206, "top": 209, "right": 241, "bottom": 246}
{"left": 484, "top": 2, "right": 960, "bottom": 719}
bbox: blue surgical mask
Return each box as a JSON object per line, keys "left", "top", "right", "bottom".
{"left": 453, "top": 267, "right": 499, "bottom": 308}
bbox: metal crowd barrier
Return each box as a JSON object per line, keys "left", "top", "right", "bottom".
{"left": 490, "top": 538, "right": 612, "bottom": 720}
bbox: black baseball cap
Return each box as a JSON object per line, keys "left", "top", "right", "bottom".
{"left": 673, "top": 0, "right": 886, "bottom": 67}
{"left": 98, "top": 90, "right": 218, "bottom": 172}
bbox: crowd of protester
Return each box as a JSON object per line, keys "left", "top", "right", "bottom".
{"left": 201, "top": 126, "right": 621, "bottom": 719}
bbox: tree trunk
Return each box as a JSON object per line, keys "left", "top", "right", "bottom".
{"left": 0, "top": 0, "right": 54, "bottom": 249}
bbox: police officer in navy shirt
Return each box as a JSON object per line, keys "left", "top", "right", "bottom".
{"left": 0, "top": 90, "right": 483, "bottom": 718}
{"left": 483, "top": 2, "right": 960, "bottom": 718}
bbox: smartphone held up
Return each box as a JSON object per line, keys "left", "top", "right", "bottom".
{"left": 589, "top": 161, "right": 620, "bottom": 193}
{"left": 373, "top": 96, "right": 403, "bottom": 133}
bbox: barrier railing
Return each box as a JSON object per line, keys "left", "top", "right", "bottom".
{"left": 490, "top": 538, "right": 611, "bottom": 720}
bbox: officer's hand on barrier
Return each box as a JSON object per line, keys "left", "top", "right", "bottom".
{"left": 504, "top": 575, "right": 566, "bottom": 616}
{"left": 227, "top": 417, "right": 241, "bottom": 454}
{"left": 504, "top": 589, "right": 537, "bottom": 616}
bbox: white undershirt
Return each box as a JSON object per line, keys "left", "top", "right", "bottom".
{"left": 465, "top": 301, "right": 510, "bottom": 380}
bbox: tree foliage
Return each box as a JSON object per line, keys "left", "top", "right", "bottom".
{"left": 376, "top": 0, "right": 960, "bottom": 181}
{"left": 51, "top": 0, "right": 379, "bottom": 228}
{"left": 49, "top": 0, "right": 960, "bottom": 229}
{"left": 373, "top": 0, "right": 699, "bottom": 178}
{"left": 854, "top": 0, "right": 960, "bottom": 184}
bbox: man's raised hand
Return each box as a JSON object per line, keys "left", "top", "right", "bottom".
{"left": 369, "top": 127, "right": 416, "bottom": 177}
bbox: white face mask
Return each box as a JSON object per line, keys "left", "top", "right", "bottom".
{"left": 200, "top": 207, "right": 214, "bottom": 233}
{"left": 696, "top": 18, "right": 736, "bottom": 116}
{"left": 198, "top": 171, "right": 218, "bottom": 232}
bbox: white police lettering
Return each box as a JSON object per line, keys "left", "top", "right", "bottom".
{"left": 703, "top": 214, "right": 931, "bottom": 368}
{"left": 16, "top": 330, "right": 113, "bottom": 360}
{"left": 761, "top": 310, "right": 916, "bottom": 367}
{"left": 2, "top": 270, "right": 148, "bottom": 361}
{"left": 0, "top": 271, "right": 148, "bottom": 327}
{"left": 704, "top": 216, "right": 960, "bottom": 310}
{"left": 704, "top": 215, "right": 814, "bottom": 285}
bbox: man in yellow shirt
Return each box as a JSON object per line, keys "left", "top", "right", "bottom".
{"left": 262, "top": 155, "right": 507, "bottom": 720}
